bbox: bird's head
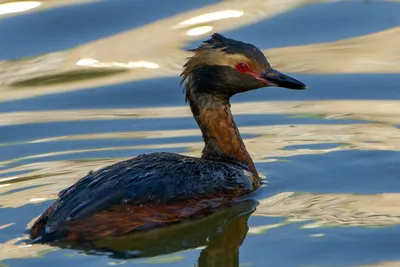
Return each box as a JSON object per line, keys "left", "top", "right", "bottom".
{"left": 181, "top": 33, "right": 306, "bottom": 102}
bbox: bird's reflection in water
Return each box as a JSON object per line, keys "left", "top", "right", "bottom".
{"left": 54, "top": 199, "right": 258, "bottom": 266}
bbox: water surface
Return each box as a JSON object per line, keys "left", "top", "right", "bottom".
{"left": 0, "top": 0, "right": 400, "bottom": 266}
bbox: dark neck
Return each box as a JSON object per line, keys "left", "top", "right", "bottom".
{"left": 186, "top": 83, "right": 259, "bottom": 179}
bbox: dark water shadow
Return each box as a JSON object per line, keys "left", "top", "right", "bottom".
{"left": 47, "top": 199, "right": 258, "bottom": 266}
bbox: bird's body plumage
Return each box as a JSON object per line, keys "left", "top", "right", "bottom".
{"left": 30, "top": 153, "right": 255, "bottom": 241}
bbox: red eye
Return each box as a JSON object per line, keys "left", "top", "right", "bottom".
{"left": 236, "top": 62, "right": 249, "bottom": 73}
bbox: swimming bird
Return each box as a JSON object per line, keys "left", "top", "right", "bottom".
{"left": 30, "top": 33, "right": 306, "bottom": 242}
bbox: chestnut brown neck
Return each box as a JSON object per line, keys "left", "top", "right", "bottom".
{"left": 186, "top": 84, "right": 259, "bottom": 179}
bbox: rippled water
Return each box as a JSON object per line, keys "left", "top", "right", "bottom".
{"left": 1, "top": 0, "right": 400, "bottom": 266}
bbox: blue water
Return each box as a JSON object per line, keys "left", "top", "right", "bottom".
{"left": 1, "top": 0, "right": 400, "bottom": 266}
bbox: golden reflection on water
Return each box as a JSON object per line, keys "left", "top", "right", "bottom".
{"left": 2, "top": 100, "right": 400, "bottom": 126}
{"left": 1, "top": 26, "right": 398, "bottom": 101}
{"left": 253, "top": 192, "right": 400, "bottom": 230}
{"left": 0, "top": 0, "right": 100, "bottom": 19}
{"left": 1, "top": 100, "right": 400, "bottom": 208}
{"left": 0, "top": 0, "right": 398, "bottom": 102}
{"left": 0, "top": 0, "right": 399, "bottom": 263}
{"left": 3, "top": 98, "right": 399, "bottom": 259}
{"left": 356, "top": 262, "right": 400, "bottom": 267}
{"left": 176, "top": 10, "right": 244, "bottom": 26}
{"left": 0, "top": 1, "right": 41, "bottom": 16}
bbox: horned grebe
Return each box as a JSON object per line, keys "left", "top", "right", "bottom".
{"left": 30, "top": 33, "right": 306, "bottom": 242}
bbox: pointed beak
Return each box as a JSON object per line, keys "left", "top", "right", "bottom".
{"left": 260, "top": 69, "right": 307, "bottom": 90}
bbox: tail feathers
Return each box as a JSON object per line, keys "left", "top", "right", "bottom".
{"left": 30, "top": 215, "right": 69, "bottom": 243}
{"left": 30, "top": 201, "right": 63, "bottom": 243}
{"left": 29, "top": 229, "right": 67, "bottom": 244}
{"left": 30, "top": 214, "right": 48, "bottom": 240}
